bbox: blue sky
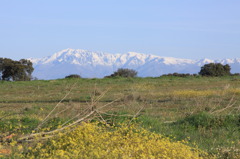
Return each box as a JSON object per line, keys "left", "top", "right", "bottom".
{"left": 0, "top": 0, "right": 240, "bottom": 60}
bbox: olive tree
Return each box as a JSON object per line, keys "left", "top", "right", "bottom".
{"left": 106, "top": 68, "right": 138, "bottom": 78}
{"left": 0, "top": 58, "right": 34, "bottom": 81}
{"left": 199, "top": 63, "right": 231, "bottom": 77}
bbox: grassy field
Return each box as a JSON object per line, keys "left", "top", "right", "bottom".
{"left": 0, "top": 76, "right": 240, "bottom": 158}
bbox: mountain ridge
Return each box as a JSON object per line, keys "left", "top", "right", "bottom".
{"left": 29, "top": 49, "right": 240, "bottom": 79}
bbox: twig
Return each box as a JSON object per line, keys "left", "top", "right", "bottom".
{"left": 17, "top": 110, "right": 96, "bottom": 143}
{"left": 60, "top": 107, "right": 92, "bottom": 127}
{"left": 35, "top": 82, "right": 77, "bottom": 130}
{"left": 17, "top": 87, "right": 122, "bottom": 143}
{"left": 53, "top": 106, "right": 71, "bottom": 118}
{"left": 97, "top": 98, "right": 121, "bottom": 110}
{"left": 128, "top": 103, "right": 146, "bottom": 125}
{"left": 95, "top": 110, "right": 108, "bottom": 124}
{"left": 211, "top": 95, "right": 236, "bottom": 114}
{"left": 98, "top": 111, "right": 133, "bottom": 117}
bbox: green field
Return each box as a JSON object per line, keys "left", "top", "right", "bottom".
{"left": 0, "top": 76, "right": 240, "bottom": 158}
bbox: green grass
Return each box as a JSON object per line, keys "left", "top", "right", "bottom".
{"left": 1, "top": 76, "right": 240, "bottom": 158}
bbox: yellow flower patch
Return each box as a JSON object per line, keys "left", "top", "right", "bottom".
{"left": 173, "top": 90, "right": 216, "bottom": 98}
{"left": 25, "top": 122, "right": 211, "bottom": 159}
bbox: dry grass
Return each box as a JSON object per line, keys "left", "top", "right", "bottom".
{"left": 0, "top": 76, "right": 240, "bottom": 158}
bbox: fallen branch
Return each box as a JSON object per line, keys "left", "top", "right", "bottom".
{"left": 211, "top": 95, "right": 236, "bottom": 114}
{"left": 35, "top": 82, "right": 77, "bottom": 130}
{"left": 128, "top": 103, "right": 146, "bottom": 125}
{"left": 17, "top": 110, "right": 96, "bottom": 143}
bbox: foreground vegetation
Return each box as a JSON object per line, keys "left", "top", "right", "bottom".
{"left": 13, "top": 122, "right": 209, "bottom": 158}
{"left": 0, "top": 76, "right": 240, "bottom": 158}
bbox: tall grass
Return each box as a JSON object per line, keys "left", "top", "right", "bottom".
{"left": 0, "top": 76, "right": 240, "bottom": 158}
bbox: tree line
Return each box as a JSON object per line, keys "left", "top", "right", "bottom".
{"left": 67, "top": 63, "right": 235, "bottom": 79}
{"left": 104, "top": 63, "right": 235, "bottom": 78}
{"left": 162, "top": 63, "right": 233, "bottom": 77}
{"left": 0, "top": 57, "right": 238, "bottom": 81}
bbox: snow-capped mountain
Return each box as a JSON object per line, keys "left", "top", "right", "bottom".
{"left": 29, "top": 48, "right": 240, "bottom": 79}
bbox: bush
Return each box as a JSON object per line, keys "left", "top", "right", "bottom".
{"left": 65, "top": 74, "right": 81, "bottom": 79}
{"left": 199, "top": 63, "right": 231, "bottom": 77}
{"left": 175, "top": 112, "right": 240, "bottom": 129}
{"left": 231, "top": 73, "right": 240, "bottom": 76}
{"left": 23, "top": 122, "right": 208, "bottom": 158}
{"left": 105, "top": 68, "right": 137, "bottom": 78}
{"left": 161, "top": 73, "right": 197, "bottom": 77}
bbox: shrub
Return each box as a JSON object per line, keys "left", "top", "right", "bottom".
{"left": 105, "top": 68, "right": 137, "bottom": 78}
{"left": 161, "top": 73, "right": 197, "bottom": 77}
{"left": 175, "top": 112, "right": 240, "bottom": 129}
{"left": 199, "top": 63, "right": 231, "bottom": 77}
{"left": 231, "top": 73, "right": 240, "bottom": 76}
{"left": 65, "top": 74, "right": 81, "bottom": 79}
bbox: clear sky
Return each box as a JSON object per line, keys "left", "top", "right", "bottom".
{"left": 0, "top": 0, "right": 240, "bottom": 60}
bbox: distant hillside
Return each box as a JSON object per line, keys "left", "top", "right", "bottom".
{"left": 29, "top": 48, "right": 240, "bottom": 79}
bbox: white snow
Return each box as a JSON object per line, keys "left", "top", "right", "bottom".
{"left": 29, "top": 49, "right": 240, "bottom": 79}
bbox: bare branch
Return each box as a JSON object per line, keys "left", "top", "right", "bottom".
{"left": 35, "top": 82, "right": 77, "bottom": 130}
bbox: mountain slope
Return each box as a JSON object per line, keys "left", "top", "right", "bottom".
{"left": 29, "top": 49, "right": 240, "bottom": 79}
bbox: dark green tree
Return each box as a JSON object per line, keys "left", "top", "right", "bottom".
{"left": 106, "top": 68, "right": 138, "bottom": 78}
{"left": 0, "top": 58, "right": 34, "bottom": 81}
{"left": 199, "top": 63, "right": 231, "bottom": 76}
{"left": 65, "top": 74, "right": 81, "bottom": 79}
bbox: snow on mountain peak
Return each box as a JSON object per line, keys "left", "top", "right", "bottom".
{"left": 29, "top": 49, "right": 240, "bottom": 79}
{"left": 195, "top": 58, "right": 214, "bottom": 66}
